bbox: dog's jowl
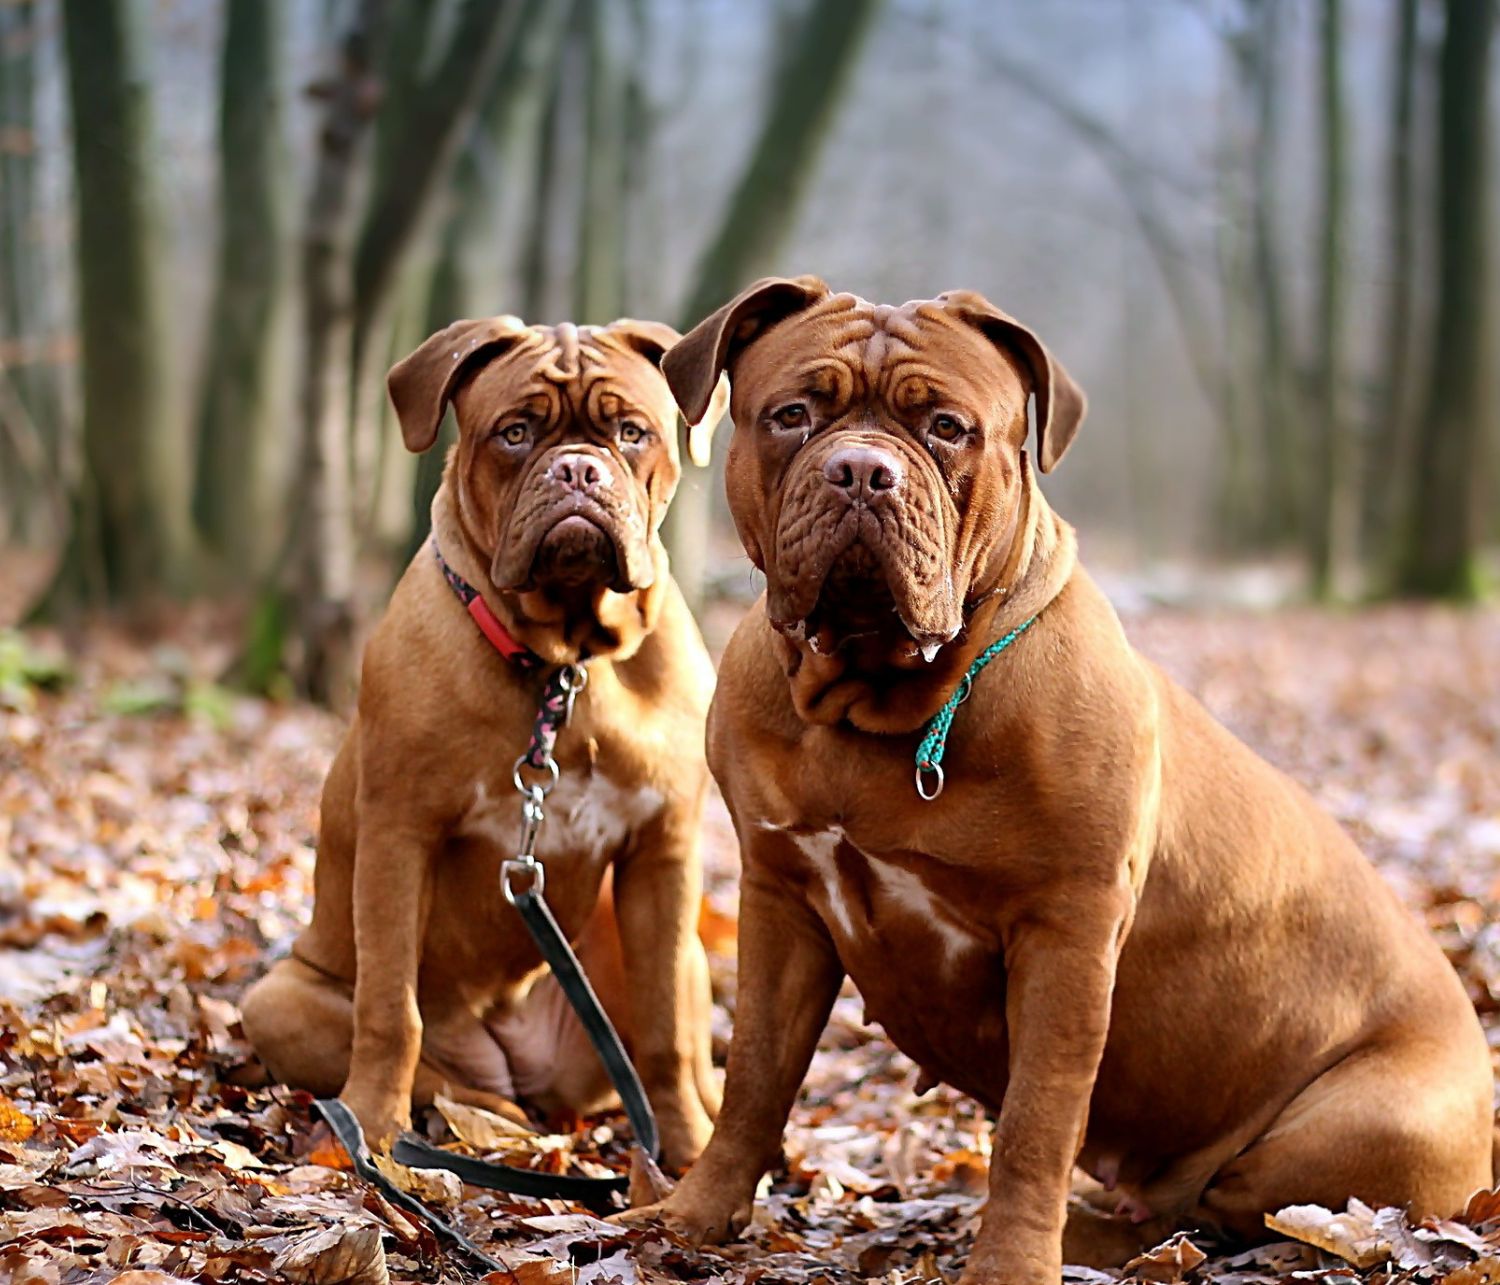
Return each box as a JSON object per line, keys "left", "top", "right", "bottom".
{"left": 623, "top": 278, "right": 1493, "bottom": 1284}
{"left": 242, "top": 316, "right": 726, "bottom": 1167}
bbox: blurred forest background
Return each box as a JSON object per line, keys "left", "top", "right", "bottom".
{"left": 0, "top": 0, "right": 1496, "bottom": 702}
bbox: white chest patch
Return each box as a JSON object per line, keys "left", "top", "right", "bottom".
{"left": 459, "top": 774, "right": 665, "bottom": 859}
{"left": 764, "top": 821, "right": 984, "bottom": 965}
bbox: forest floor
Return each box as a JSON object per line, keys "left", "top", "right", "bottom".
{"left": 2, "top": 605, "right": 1499, "bottom": 1285}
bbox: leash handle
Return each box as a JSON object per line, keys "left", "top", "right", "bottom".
{"left": 392, "top": 883, "right": 658, "bottom": 1201}
{"left": 315, "top": 1099, "right": 504, "bottom": 1271}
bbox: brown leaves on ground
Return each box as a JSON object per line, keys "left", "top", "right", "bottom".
{"left": 1, "top": 607, "right": 1499, "bottom": 1283}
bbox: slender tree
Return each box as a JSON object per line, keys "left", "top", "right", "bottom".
{"left": 0, "top": 1, "right": 59, "bottom": 546}
{"left": 293, "top": 0, "right": 390, "bottom": 703}
{"left": 408, "top": 0, "right": 569, "bottom": 558}
{"left": 1395, "top": 0, "right": 1494, "bottom": 598}
{"left": 676, "top": 0, "right": 883, "bottom": 329}
{"left": 193, "top": 0, "right": 288, "bottom": 571}
{"left": 1245, "top": 0, "right": 1300, "bottom": 546}
{"left": 667, "top": 0, "right": 884, "bottom": 607}
{"left": 574, "top": 0, "right": 627, "bottom": 323}
{"left": 347, "top": 0, "right": 521, "bottom": 460}
{"left": 59, "top": 0, "right": 192, "bottom": 603}
{"left": 1366, "top": 0, "right": 1421, "bottom": 561}
{"left": 1307, "top": 0, "right": 1353, "bottom": 600}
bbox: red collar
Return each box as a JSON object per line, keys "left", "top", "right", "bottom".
{"left": 431, "top": 539, "right": 543, "bottom": 669}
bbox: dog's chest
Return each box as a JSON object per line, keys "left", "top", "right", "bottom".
{"left": 771, "top": 821, "right": 1011, "bottom": 1096}
{"left": 457, "top": 771, "right": 663, "bottom": 862}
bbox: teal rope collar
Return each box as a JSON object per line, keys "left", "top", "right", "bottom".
{"left": 914, "top": 614, "right": 1038, "bottom": 800}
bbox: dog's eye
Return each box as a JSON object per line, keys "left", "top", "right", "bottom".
{"left": 772, "top": 403, "right": 810, "bottom": 430}
{"left": 619, "top": 421, "right": 647, "bottom": 445}
{"left": 492, "top": 422, "right": 528, "bottom": 447}
{"left": 929, "top": 413, "right": 965, "bottom": 442}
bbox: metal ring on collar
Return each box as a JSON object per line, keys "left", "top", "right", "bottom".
{"left": 915, "top": 760, "right": 945, "bottom": 801}
{"left": 513, "top": 754, "right": 560, "bottom": 797}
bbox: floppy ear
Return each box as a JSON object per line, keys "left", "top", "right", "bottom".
{"left": 938, "top": 291, "right": 1088, "bottom": 472}
{"left": 387, "top": 315, "right": 531, "bottom": 453}
{"left": 607, "top": 318, "right": 730, "bottom": 467}
{"left": 661, "top": 275, "right": 831, "bottom": 427}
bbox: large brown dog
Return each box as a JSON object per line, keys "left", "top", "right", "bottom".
{"left": 624, "top": 278, "right": 1493, "bottom": 1281}
{"left": 242, "top": 316, "right": 725, "bottom": 1167}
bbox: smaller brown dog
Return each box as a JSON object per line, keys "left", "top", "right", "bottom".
{"left": 242, "top": 315, "right": 726, "bottom": 1166}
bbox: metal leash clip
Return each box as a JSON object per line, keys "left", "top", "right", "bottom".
{"left": 502, "top": 784, "right": 547, "bottom": 905}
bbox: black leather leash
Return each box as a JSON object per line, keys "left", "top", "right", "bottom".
{"left": 392, "top": 878, "right": 659, "bottom": 1200}
{"left": 397, "top": 660, "right": 657, "bottom": 1202}
{"left": 314, "top": 1098, "right": 505, "bottom": 1272}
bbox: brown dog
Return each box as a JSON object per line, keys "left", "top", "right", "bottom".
{"left": 241, "top": 316, "right": 726, "bottom": 1167}
{"left": 623, "top": 278, "right": 1493, "bottom": 1281}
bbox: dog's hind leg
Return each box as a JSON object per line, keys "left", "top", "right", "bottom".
{"left": 240, "top": 957, "right": 356, "bottom": 1099}
{"left": 1196, "top": 1029, "right": 1493, "bottom": 1237}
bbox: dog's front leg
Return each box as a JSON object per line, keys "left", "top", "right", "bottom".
{"left": 618, "top": 853, "right": 843, "bottom": 1240}
{"left": 615, "top": 801, "right": 718, "bottom": 1170}
{"left": 963, "top": 888, "right": 1132, "bottom": 1285}
{"left": 339, "top": 804, "right": 436, "bottom": 1151}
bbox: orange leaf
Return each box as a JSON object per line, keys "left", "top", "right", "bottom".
{"left": 697, "top": 896, "right": 738, "bottom": 956}
{"left": 306, "top": 1125, "right": 353, "bottom": 1171}
{"left": 0, "top": 1096, "right": 36, "bottom": 1143}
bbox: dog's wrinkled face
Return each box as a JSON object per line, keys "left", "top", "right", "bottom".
{"left": 389, "top": 316, "right": 724, "bottom": 657}
{"left": 664, "top": 278, "right": 1086, "bottom": 672}
{"left": 392, "top": 320, "right": 681, "bottom": 597}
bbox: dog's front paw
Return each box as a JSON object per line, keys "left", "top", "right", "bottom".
{"left": 610, "top": 1188, "right": 752, "bottom": 1245}
{"left": 338, "top": 1088, "right": 410, "bottom": 1154}
{"left": 958, "top": 1243, "right": 1062, "bottom": 1285}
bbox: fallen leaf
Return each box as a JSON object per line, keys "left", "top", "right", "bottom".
{"left": 0, "top": 1097, "right": 35, "bottom": 1143}
{"left": 1125, "top": 1233, "right": 1207, "bottom": 1283}
{"left": 371, "top": 1151, "right": 464, "bottom": 1205}
{"left": 434, "top": 1090, "right": 533, "bottom": 1147}
{"left": 1265, "top": 1199, "right": 1390, "bottom": 1268}
{"left": 274, "top": 1224, "right": 388, "bottom": 1285}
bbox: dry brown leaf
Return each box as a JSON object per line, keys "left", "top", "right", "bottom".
{"left": 434, "top": 1090, "right": 533, "bottom": 1147}
{"left": 274, "top": 1225, "right": 388, "bottom": 1285}
{"left": 930, "top": 1147, "right": 989, "bottom": 1195}
{"left": 1467, "top": 1189, "right": 1500, "bottom": 1227}
{"left": 1265, "top": 1199, "right": 1391, "bottom": 1268}
{"left": 305, "top": 1127, "right": 354, "bottom": 1172}
{"left": 371, "top": 1151, "right": 464, "bottom": 1206}
{"left": 697, "top": 895, "right": 739, "bottom": 956}
{"left": 1125, "top": 1233, "right": 1207, "bottom": 1283}
{"left": 1443, "top": 1257, "right": 1500, "bottom": 1285}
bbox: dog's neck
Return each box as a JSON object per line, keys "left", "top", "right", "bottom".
{"left": 431, "top": 482, "right": 663, "bottom": 666}
{"left": 778, "top": 459, "right": 1077, "bottom": 734}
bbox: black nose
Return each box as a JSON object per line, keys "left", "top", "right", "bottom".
{"left": 822, "top": 444, "right": 903, "bottom": 501}
{"left": 550, "top": 452, "right": 610, "bottom": 493}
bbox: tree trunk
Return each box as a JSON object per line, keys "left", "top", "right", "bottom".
{"left": 1367, "top": 0, "right": 1420, "bottom": 565}
{"left": 1245, "top": 0, "right": 1301, "bottom": 548}
{"left": 346, "top": 0, "right": 521, "bottom": 507}
{"left": 667, "top": 0, "right": 883, "bottom": 609}
{"left": 676, "top": 0, "right": 882, "bottom": 329}
{"left": 1395, "top": 0, "right": 1493, "bottom": 598}
{"left": 294, "top": 0, "right": 390, "bottom": 704}
{"left": 1307, "top": 0, "right": 1354, "bottom": 600}
{"left": 573, "top": 0, "right": 626, "bottom": 322}
{"left": 192, "top": 0, "right": 288, "bottom": 572}
{"left": 407, "top": 0, "right": 567, "bottom": 561}
{"left": 0, "top": 0, "right": 60, "bottom": 546}
{"left": 58, "top": 0, "right": 191, "bottom": 604}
